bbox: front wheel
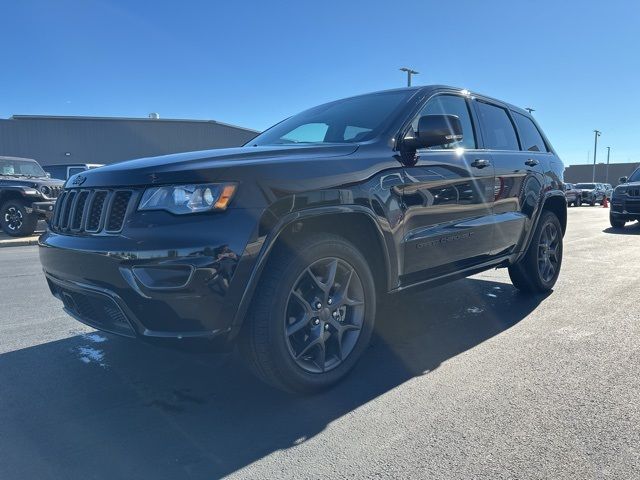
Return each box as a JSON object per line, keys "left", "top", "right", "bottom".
{"left": 0, "top": 200, "right": 37, "bottom": 237}
{"left": 610, "top": 213, "right": 626, "bottom": 229}
{"left": 508, "top": 210, "right": 563, "bottom": 293}
{"left": 239, "top": 233, "right": 376, "bottom": 393}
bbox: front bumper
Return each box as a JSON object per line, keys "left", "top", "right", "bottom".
{"left": 611, "top": 196, "right": 640, "bottom": 217}
{"left": 29, "top": 201, "right": 56, "bottom": 217}
{"left": 39, "top": 208, "right": 264, "bottom": 343}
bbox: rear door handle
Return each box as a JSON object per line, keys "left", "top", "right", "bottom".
{"left": 525, "top": 158, "right": 539, "bottom": 167}
{"left": 471, "top": 159, "right": 491, "bottom": 169}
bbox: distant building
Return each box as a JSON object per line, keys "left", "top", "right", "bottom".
{"left": 0, "top": 115, "right": 259, "bottom": 166}
{"left": 564, "top": 162, "right": 640, "bottom": 186}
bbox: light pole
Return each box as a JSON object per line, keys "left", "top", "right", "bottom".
{"left": 525, "top": 107, "right": 535, "bottom": 115}
{"left": 399, "top": 67, "right": 419, "bottom": 87}
{"left": 592, "top": 130, "right": 601, "bottom": 182}
{"left": 605, "top": 146, "right": 611, "bottom": 184}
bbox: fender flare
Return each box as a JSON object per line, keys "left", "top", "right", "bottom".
{"left": 514, "top": 189, "right": 567, "bottom": 263}
{"left": 227, "top": 205, "right": 393, "bottom": 340}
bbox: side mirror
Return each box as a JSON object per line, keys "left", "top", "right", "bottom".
{"left": 404, "top": 114, "right": 463, "bottom": 150}
{"left": 45, "top": 172, "right": 51, "bottom": 178}
{"left": 619, "top": 176, "right": 628, "bottom": 184}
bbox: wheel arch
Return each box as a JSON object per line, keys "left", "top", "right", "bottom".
{"left": 0, "top": 189, "right": 27, "bottom": 207}
{"left": 227, "top": 206, "right": 394, "bottom": 340}
{"left": 542, "top": 192, "right": 567, "bottom": 235}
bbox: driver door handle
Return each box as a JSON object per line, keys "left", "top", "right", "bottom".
{"left": 471, "top": 159, "right": 491, "bottom": 169}
{"left": 525, "top": 158, "right": 539, "bottom": 167}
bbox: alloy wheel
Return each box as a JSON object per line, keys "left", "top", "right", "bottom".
{"left": 4, "top": 207, "right": 23, "bottom": 231}
{"left": 284, "top": 257, "right": 365, "bottom": 374}
{"left": 538, "top": 222, "right": 560, "bottom": 283}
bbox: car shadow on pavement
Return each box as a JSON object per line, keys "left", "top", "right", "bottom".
{"left": 0, "top": 277, "right": 547, "bottom": 479}
{"left": 602, "top": 221, "right": 640, "bottom": 235}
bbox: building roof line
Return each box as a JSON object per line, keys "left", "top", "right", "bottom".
{"left": 8, "top": 115, "right": 260, "bottom": 133}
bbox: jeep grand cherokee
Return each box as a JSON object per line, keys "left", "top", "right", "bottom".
{"left": 39, "top": 86, "right": 566, "bottom": 393}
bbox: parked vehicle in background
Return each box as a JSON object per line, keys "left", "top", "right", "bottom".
{"left": 563, "top": 182, "right": 581, "bottom": 206}
{"left": 0, "top": 156, "right": 64, "bottom": 236}
{"left": 610, "top": 169, "right": 640, "bottom": 228}
{"left": 43, "top": 163, "right": 104, "bottom": 180}
{"left": 575, "top": 182, "right": 606, "bottom": 206}
{"left": 39, "top": 86, "right": 567, "bottom": 393}
{"left": 602, "top": 183, "right": 613, "bottom": 199}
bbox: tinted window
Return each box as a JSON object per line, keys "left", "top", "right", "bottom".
{"left": 250, "top": 90, "right": 414, "bottom": 146}
{"left": 576, "top": 183, "right": 595, "bottom": 189}
{"left": 44, "top": 166, "right": 63, "bottom": 179}
{"left": 628, "top": 168, "right": 640, "bottom": 182}
{"left": 476, "top": 102, "right": 519, "bottom": 150}
{"left": 513, "top": 112, "right": 548, "bottom": 152}
{"left": 68, "top": 167, "right": 86, "bottom": 177}
{"left": 412, "top": 95, "right": 476, "bottom": 150}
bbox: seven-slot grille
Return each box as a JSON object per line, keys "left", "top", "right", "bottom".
{"left": 51, "top": 189, "right": 135, "bottom": 234}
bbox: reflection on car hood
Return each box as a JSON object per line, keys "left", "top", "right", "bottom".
{"left": 66, "top": 144, "right": 360, "bottom": 188}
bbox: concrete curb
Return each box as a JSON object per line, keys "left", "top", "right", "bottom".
{"left": 0, "top": 234, "right": 42, "bottom": 248}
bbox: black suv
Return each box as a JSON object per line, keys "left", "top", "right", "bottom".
{"left": 39, "top": 86, "right": 566, "bottom": 393}
{"left": 610, "top": 169, "right": 640, "bottom": 228}
{"left": 1, "top": 156, "right": 64, "bottom": 236}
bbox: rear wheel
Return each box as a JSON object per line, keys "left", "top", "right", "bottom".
{"left": 239, "top": 233, "right": 376, "bottom": 393}
{"left": 0, "top": 200, "right": 37, "bottom": 237}
{"left": 509, "top": 210, "right": 563, "bottom": 293}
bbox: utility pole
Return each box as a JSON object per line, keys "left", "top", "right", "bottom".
{"left": 399, "top": 67, "right": 419, "bottom": 87}
{"left": 605, "top": 146, "right": 611, "bottom": 184}
{"left": 592, "top": 130, "right": 601, "bottom": 182}
{"left": 525, "top": 107, "right": 535, "bottom": 115}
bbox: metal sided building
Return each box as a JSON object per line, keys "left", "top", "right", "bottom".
{"left": 564, "top": 162, "right": 640, "bottom": 187}
{"left": 0, "top": 115, "right": 259, "bottom": 166}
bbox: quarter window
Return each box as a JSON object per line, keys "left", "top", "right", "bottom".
{"left": 476, "top": 102, "right": 519, "bottom": 151}
{"left": 412, "top": 95, "right": 476, "bottom": 150}
{"left": 513, "top": 112, "right": 548, "bottom": 152}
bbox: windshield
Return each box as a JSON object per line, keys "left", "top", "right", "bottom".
{"left": 248, "top": 90, "right": 415, "bottom": 146}
{"left": 0, "top": 158, "right": 46, "bottom": 177}
{"left": 628, "top": 168, "right": 640, "bottom": 183}
{"left": 576, "top": 183, "right": 595, "bottom": 189}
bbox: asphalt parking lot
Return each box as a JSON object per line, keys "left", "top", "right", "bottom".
{"left": 1, "top": 206, "right": 638, "bottom": 479}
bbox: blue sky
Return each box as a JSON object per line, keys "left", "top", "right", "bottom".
{"left": 1, "top": 0, "right": 638, "bottom": 165}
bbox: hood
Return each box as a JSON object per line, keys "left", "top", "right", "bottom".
{"left": 0, "top": 175, "right": 65, "bottom": 188}
{"left": 67, "top": 144, "right": 359, "bottom": 189}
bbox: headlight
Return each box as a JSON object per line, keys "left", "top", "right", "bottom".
{"left": 138, "top": 183, "right": 237, "bottom": 214}
{"left": 614, "top": 187, "right": 627, "bottom": 196}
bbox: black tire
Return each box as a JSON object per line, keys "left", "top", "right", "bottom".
{"left": 0, "top": 200, "right": 37, "bottom": 237}
{"left": 239, "top": 233, "right": 376, "bottom": 393}
{"left": 508, "top": 210, "right": 563, "bottom": 293}
{"left": 576, "top": 199, "right": 582, "bottom": 207}
{"left": 610, "top": 213, "right": 626, "bottom": 229}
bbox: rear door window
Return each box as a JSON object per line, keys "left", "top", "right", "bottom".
{"left": 476, "top": 101, "right": 520, "bottom": 151}
{"left": 513, "top": 112, "right": 548, "bottom": 152}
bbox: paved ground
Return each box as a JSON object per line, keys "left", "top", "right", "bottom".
{"left": 1, "top": 207, "right": 638, "bottom": 479}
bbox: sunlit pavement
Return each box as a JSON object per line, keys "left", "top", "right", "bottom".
{"left": 1, "top": 206, "right": 638, "bottom": 479}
